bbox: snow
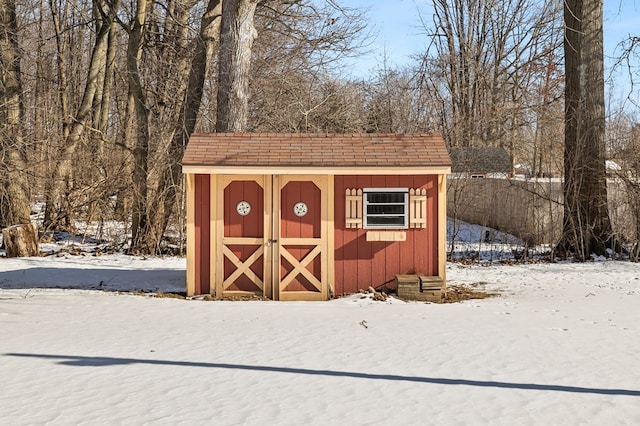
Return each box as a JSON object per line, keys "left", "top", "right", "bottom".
{"left": 606, "top": 160, "right": 622, "bottom": 171}
{"left": 2, "top": 223, "right": 640, "bottom": 424}
{"left": 447, "top": 217, "right": 530, "bottom": 262}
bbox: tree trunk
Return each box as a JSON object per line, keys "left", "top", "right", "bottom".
{"left": 2, "top": 223, "right": 38, "bottom": 257}
{"left": 216, "top": 0, "right": 259, "bottom": 132}
{"left": 49, "top": 0, "right": 70, "bottom": 140}
{"left": 0, "top": 0, "right": 33, "bottom": 230}
{"left": 146, "top": 0, "right": 222, "bottom": 252}
{"left": 127, "top": 0, "right": 151, "bottom": 252}
{"left": 559, "top": 0, "right": 613, "bottom": 259}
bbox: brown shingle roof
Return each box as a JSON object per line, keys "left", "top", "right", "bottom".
{"left": 182, "top": 133, "right": 451, "bottom": 169}
{"left": 450, "top": 147, "right": 511, "bottom": 174}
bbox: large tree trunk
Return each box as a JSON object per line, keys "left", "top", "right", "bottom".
{"left": 216, "top": 0, "right": 259, "bottom": 132}
{"left": 127, "top": 0, "right": 152, "bottom": 252}
{"left": 0, "top": 0, "right": 34, "bottom": 243}
{"left": 560, "top": 0, "right": 613, "bottom": 259}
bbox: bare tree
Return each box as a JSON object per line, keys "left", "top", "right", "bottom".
{"left": 559, "top": 0, "right": 615, "bottom": 259}
{"left": 529, "top": 48, "right": 564, "bottom": 178}
{"left": 248, "top": 0, "right": 371, "bottom": 133}
{"left": 43, "top": 0, "right": 121, "bottom": 230}
{"left": 365, "top": 64, "right": 439, "bottom": 134}
{"left": 1, "top": 0, "right": 373, "bottom": 252}
{"left": 0, "top": 0, "right": 32, "bottom": 228}
{"left": 144, "top": 0, "right": 222, "bottom": 253}
{"left": 419, "top": 0, "right": 561, "bottom": 158}
{"left": 603, "top": 113, "right": 640, "bottom": 260}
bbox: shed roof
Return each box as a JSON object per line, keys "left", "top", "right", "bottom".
{"left": 182, "top": 133, "right": 451, "bottom": 175}
{"left": 449, "top": 147, "right": 511, "bottom": 174}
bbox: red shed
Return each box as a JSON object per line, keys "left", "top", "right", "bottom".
{"left": 182, "top": 133, "right": 451, "bottom": 301}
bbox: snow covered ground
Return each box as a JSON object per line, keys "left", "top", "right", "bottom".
{"left": 2, "top": 224, "right": 640, "bottom": 424}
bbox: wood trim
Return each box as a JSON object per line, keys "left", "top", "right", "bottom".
{"left": 221, "top": 174, "right": 266, "bottom": 188}
{"left": 280, "top": 237, "right": 322, "bottom": 245}
{"left": 280, "top": 245, "right": 322, "bottom": 291}
{"left": 185, "top": 174, "right": 196, "bottom": 297}
{"left": 345, "top": 188, "right": 363, "bottom": 229}
{"left": 278, "top": 291, "right": 327, "bottom": 302}
{"left": 438, "top": 174, "right": 447, "bottom": 288}
{"left": 320, "top": 176, "right": 328, "bottom": 298}
{"left": 264, "top": 175, "right": 273, "bottom": 299}
{"left": 222, "top": 245, "right": 265, "bottom": 291}
{"left": 272, "top": 174, "right": 281, "bottom": 300}
{"left": 223, "top": 237, "right": 264, "bottom": 245}
{"left": 409, "top": 188, "right": 427, "bottom": 228}
{"left": 221, "top": 290, "right": 263, "bottom": 297}
{"left": 366, "top": 231, "right": 406, "bottom": 242}
{"left": 327, "top": 174, "right": 335, "bottom": 298}
{"left": 279, "top": 174, "right": 326, "bottom": 189}
{"left": 184, "top": 165, "right": 452, "bottom": 176}
{"left": 209, "top": 174, "right": 217, "bottom": 295}
{"left": 215, "top": 175, "right": 225, "bottom": 298}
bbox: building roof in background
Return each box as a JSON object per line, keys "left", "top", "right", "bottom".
{"left": 182, "top": 133, "right": 452, "bottom": 171}
{"left": 450, "top": 147, "right": 512, "bottom": 174}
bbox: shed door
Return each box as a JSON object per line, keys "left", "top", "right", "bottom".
{"left": 276, "top": 176, "right": 328, "bottom": 301}
{"left": 220, "top": 177, "right": 270, "bottom": 298}
{"left": 217, "top": 175, "right": 327, "bottom": 300}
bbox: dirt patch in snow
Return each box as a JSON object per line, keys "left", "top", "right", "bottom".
{"left": 440, "top": 283, "right": 499, "bottom": 303}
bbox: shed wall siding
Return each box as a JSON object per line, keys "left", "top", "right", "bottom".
{"left": 334, "top": 175, "right": 439, "bottom": 295}
{"left": 194, "top": 174, "right": 211, "bottom": 294}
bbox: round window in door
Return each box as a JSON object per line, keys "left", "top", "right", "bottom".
{"left": 293, "top": 201, "right": 308, "bottom": 217}
{"left": 236, "top": 200, "right": 251, "bottom": 216}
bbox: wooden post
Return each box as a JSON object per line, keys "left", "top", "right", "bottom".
{"left": 2, "top": 223, "right": 39, "bottom": 257}
{"left": 185, "top": 174, "right": 196, "bottom": 296}
{"left": 438, "top": 175, "right": 447, "bottom": 289}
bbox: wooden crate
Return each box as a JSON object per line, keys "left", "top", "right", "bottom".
{"left": 396, "top": 274, "right": 444, "bottom": 302}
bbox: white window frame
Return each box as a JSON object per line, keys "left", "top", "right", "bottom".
{"left": 363, "top": 188, "right": 409, "bottom": 229}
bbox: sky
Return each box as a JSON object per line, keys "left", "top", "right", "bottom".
{"left": 338, "top": 0, "right": 640, "bottom": 90}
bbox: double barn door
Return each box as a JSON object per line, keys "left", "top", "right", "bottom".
{"left": 218, "top": 175, "right": 328, "bottom": 301}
